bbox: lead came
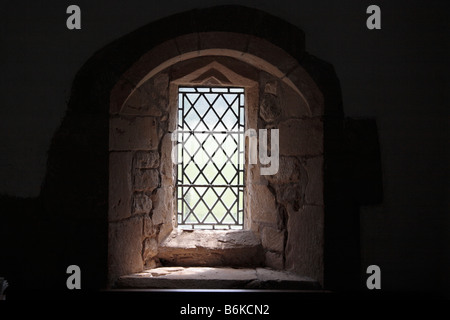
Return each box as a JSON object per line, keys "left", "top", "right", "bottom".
{"left": 176, "top": 86, "right": 245, "bottom": 230}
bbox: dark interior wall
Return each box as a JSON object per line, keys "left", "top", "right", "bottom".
{"left": 0, "top": 0, "right": 448, "bottom": 296}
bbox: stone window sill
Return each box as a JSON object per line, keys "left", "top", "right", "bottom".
{"left": 157, "top": 229, "right": 264, "bottom": 267}
{"left": 116, "top": 267, "right": 321, "bottom": 290}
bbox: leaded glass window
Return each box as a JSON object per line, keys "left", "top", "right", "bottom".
{"left": 176, "top": 87, "right": 245, "bottom": 230}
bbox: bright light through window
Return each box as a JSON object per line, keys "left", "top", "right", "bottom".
{"left": 176, "top": 87, "right": 245, "bottom": 230}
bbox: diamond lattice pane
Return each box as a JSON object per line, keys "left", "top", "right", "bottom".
{"left": 177, "top": 87, "right": 245, "bottom": 229}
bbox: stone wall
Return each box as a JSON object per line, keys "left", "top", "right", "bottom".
{"left": 29, "top": 6, "right": 363, "bottom": 291}
{"left": 108, "top": 71, "right": 171, "bottom": 282}
{"left": 247, "top": 71, "right": 323, "bottom": 281}
{"left": 108, "top": 50, "right": 324, "bottom": 285}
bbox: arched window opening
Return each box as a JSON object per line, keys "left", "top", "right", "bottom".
{"left": 176, "top": 86, "right": 245, "bottom": 230}
{"left": 107, "top": 31, "right": 325, "bottom": 290}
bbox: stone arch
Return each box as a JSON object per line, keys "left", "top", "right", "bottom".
{"left": 110, "top": 33, "right": 323, "bottom": 117}
{"left": 40, "top": 5, "right": 344, "bottom": 290}
{"left": 108, "top": 31, "right": 325, "bottom": 287}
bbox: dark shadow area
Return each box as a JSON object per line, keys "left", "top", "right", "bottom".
{"left": 302, "top": 54, "right": 383, "bottom": 291}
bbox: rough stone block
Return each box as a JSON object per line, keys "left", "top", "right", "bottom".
{"left": 144, "top": 214, "right": 154, "bottom": 237}
{"left": 279, "top": 118, "right": 323, "bottom": 156}
{"left": 264, "top": 252, "right": 284, "bottom": 270}
{"left": 108, "top": 217, "right": 144, "bottom": 280}
{"left": 266, "top": 156, "right": 304, "bottom": 184}
{"left": 160, "top": 133, "right": 175, "bottom": 187}
{"left": 248, "top": 163, "right": 266, "bottom": 185}
{"left": 121, "top": 87, "right": 163, "bottom": 116}
{"left": 117, "top": 267, "right": 257, "bottom": 289}
{"left": 144, "top": 259, "right": 159, "bottom": 269}
{"left": 275, "top": 183, "right": 304, "bottom": 209}
{"left": 260, "top": 93, "right": 281, "bottom": 123}
{"left": 121, "top": 72, "right": 169, "bottom": 116}
{"left": 116, "top": 267, "right": 320, "bottom": 289}
{"left": 254, "top": 268, "right": 319, "bottom": 289}
{"left": 261, "top": 227, "right": 285, "bottom": 252}
{"left": 151, "top": 187, "right": 173, "bottom": 226}
{"left": 133, "top": 151, "right": 160, "bottom": 169}
{"left": 249, "top": 184, "right": 278, "bottom": 225}
{"left": 152, "top": 72, "right": 170, "bottom": 112}
{"left": 158, "top": 230, "right": 264, "bottom": 267}
{"left": 133, "top": 169, "right": 160, "bottom": 192}
{"left": 132, "top": 192, "right": 153, "bottom": 214}
{"left": 157, "top": 219, "right": 174, "bottom": 243}
{"left": 142, "top": 237, "right": 158, "bottom": 261}
{"left": 264, "top": 80, "right": 278, "bottom": 95}
{"left": 285, "top": 205, "right": 324, "bottom": 284}
{"left": 110, "top": 116, "right": 159, "bottom": 151}
{"left": 109, "top": 152, "right": 133, "bottom": 221}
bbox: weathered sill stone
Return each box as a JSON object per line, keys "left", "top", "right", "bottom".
{"left": 157, "top": 230, "right": 264, "bottom": 267}
{"left": 116, "top": 267, "right": 321, "bottom": 290}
